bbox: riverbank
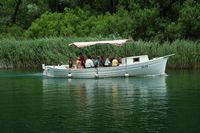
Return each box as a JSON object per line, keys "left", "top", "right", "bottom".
{"left": 0, "top": 37, "right": 199, "bottom": 69}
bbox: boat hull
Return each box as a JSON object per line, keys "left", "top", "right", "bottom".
{"left": 43, "top": 56, "right": 169, "bottom": 78}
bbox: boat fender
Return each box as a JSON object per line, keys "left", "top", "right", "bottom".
{"left": 68, "top": 73, "right": 72, "bottom": 78}
{"left": 42, "top": 64, "right": 45, "bottom": 69}
{"left": 125, "top": 73, "right": 129, "bottom": 77}
{"left": 95, "top": 73, "right": 99, "bottom": 78}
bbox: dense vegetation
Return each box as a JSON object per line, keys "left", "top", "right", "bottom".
{"left": 0, "top": 37, "right": 199, "bottom": 69}
{"left": 0, "top": 0, "right": 199, "bottom": 41}
{"left": 0, "top": 0, "right": 199, "bottom": 69}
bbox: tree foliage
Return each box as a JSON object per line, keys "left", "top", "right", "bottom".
{"left": 0, "top": 0, "right": 199, "bottom": 40}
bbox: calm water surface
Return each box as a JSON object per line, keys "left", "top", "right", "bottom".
{"left": 0, "top": 70, "right": 200, "bottom": 133}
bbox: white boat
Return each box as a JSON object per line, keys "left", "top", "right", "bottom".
{"left": 42, "top": 39, "right": 174, "bottom": 78}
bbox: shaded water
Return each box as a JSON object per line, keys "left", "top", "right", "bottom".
{"left": 0, "top": 70, "right": 200, "bottom": 133}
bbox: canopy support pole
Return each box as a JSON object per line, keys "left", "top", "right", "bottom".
{"left": 95, "top": 45, "right": 99, "bottom": 77}
{"left": 125, "top": 43, "right": 128, "bottom": 77}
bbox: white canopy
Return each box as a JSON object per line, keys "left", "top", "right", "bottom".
{"left": 69, "top": 39, "right": 129, "bottom": 48}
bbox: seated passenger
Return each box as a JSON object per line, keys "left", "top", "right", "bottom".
{"left": 104, "top": 57, "right": 111, "bottom": 67}
{"left": 76, "top": 57, "right": 83, "bottom": 69}
{"left": 94, "top": 56, "right": 100, "bottom": 68}
{"left": 112, "top": 58, "right": 119, "bottom": 67}
{"left": 118, "top": 57, "right": 122, "bottom": 64}
{"left": 85, "top": 55, "right": 94, "bottom": 68}
{"left": 69, "top": 57, "right": 73, "bottom": 68}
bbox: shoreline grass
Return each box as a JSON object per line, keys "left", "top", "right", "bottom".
{"left": 0, "top": 37, "right": 199, "bottom": 69}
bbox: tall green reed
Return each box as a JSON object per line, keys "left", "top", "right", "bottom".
{"left": 0, "top": 37, "right": 199, "bottom": 69}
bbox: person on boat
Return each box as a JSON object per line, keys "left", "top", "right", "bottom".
{"left": 94, "top": 56, "right": 100, "bottom": 68}
{"left": 104, "top": 57, "right": 111, "bottom": 67}
{"left": 85, "top": 55, "right": 94, "bottom": 68}
{"left": 100, "top": 55, "right": 105, "bottom": 67}
{"left": 112, "top": 57, "right": 119, "bottom": 67}
{"left": 69, "top": 56, "right": 74, "bottom": 68}
{"left": 118, "top": 57, "right": 122, "bottom": 64}
{"left": 76, "top": 57, "right": 83, "bottom": 69}
{"left": 78, "top": 52, "right": 85, "bottom": 68}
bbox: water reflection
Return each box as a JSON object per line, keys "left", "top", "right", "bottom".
{"left": 42, "top": 76, "right": 167, "bottom": 108}
{"left": 43, "top": 76, "right": 166, "bottom": 88}
{"left": 42, "top": 76, "right": 167, "bottom": 98}
{"left": 42, "top": 76, "right": 167, "bottom": 132}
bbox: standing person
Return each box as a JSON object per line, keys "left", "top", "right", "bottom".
{"left": 79, "top": 52, "right": 85, "bottom": 68}
{"left": 100, "top": 55, "right": 104, "bottom": 67}
{"left": 85, "top": 55, "right": 94, "bottom": 68}
{"left": 69, "top": 56, "right": 73, "bottom": 68}
{"left": 76, "top": 57, "right": 83, "bottom": 69}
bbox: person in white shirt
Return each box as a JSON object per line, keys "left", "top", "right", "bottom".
{"left": 104, "top": 57, "right": 111, "bottom": 67}
{"left": 85, "top": 55, "right": 94, "bottom": 68}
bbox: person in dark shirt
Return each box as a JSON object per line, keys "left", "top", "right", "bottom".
{"left": 94, "top": 56, "right": 100, "bottom": 68}
{"left": 69, "top": 57, "right": 73, "bottom": 68}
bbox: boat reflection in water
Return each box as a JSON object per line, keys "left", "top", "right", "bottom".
{"left": 42, "top": 76, "right": 167, "bottom": 106}
{"left": 43, "top": 75, "right": 166, "bottom": 89}
{"left": 42, "top": 76, "right": 167, "bottom": 131}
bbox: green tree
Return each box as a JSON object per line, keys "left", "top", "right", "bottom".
{"left": 178, "top": 0, "right": 200, "bottom": 39}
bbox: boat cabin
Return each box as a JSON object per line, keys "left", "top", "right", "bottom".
{"left": 121, "top": 55, "right": 149, "bottom": 65}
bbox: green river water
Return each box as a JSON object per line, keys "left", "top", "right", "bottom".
{"left": 0, "top": 70, "right": 200, "bottom": 133}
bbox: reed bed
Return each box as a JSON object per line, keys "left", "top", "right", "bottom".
{"left": 0, "top": 37, "right": 199, "bottom": 69}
